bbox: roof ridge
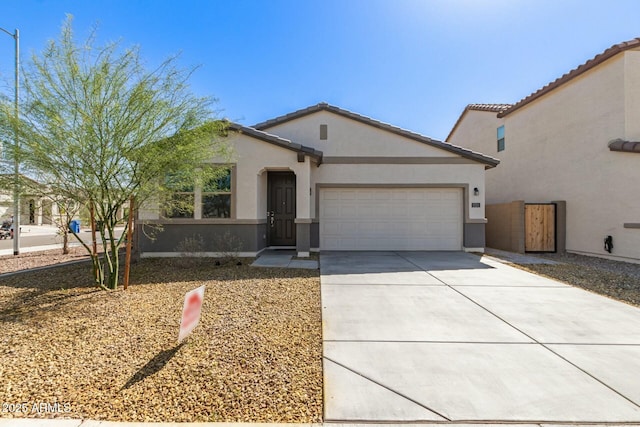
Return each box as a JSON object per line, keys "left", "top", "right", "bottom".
{"left": 499, "top": 37, "right": 640, "bottom": 117}
{"left": 255, "top": 103, "right": 499, "bottom": 168}
{"left": 253, "top": 103, "right": 327, "bottom": 129}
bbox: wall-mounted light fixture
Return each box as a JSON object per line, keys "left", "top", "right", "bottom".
{"left": 473, "top": 187, "right": 480, "bottom": 196}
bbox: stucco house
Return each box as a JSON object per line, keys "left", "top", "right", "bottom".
{"left": 0, "top": 174, "right": 62, "bottom": 226}
{"left": 447, "top": 39, "right": 640, "bottom": 263}
{"left": 138, "top": 103, "right": 498, "bottom": 257}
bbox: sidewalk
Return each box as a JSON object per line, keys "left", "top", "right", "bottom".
{"left": 16, "top": 225, "right": 61, "bottom": 236}
{"left": 0, "top": 242, "right": 82, "bottom": 257}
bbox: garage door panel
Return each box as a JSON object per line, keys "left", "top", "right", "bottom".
{"left": 406, "top": 191, "right": 425, "bottom": 200}
{"left": 339, "top": 190, "right": 357, "bottom": 200}
{"left": 323, "top": 190, "right": 341, "bottom": 200}
{"left": 323, "top": 222, "right": 341, "bottom": 235}
{"left": 320, "top": 188, "right": 463, "bottom": 251}
{"left": 392, "top": 206, "right": 409, "bottom": 217}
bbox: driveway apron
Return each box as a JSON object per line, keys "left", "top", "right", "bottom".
{"left": 320, "top": 251, "right": 640, "bottom": 423}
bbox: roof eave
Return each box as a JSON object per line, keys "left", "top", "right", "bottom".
{"left": 608, "top": 138, "right": 640, "bottom": 153}
{"left": 228, "top": 122, "right": 323, "bottom": 161}
{"left": 498, "top": 38, "right": 640, "bottom": 118}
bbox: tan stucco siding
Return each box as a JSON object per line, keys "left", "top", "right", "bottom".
{"left": 624, "top": 49, "right": 640, "bottom": 140}
{"left": 228, "top": 134, "right": 310, "bottom": 220}
{"left": 138, "top": 134, "right": 306, "bottom": 221}
{"left": 448, "top": 54, "right": 640, "bottom": 261}
{"left": 447, "top": 110, "right": 504, "bottom": 202}
{"left": 447, "top": 110, "right": 504, "bottom": 154}
{"left": 496, "top": 56, "right": 634, "bottom": 259}
{"left": 263, "top": 110, "right": 459, "bottom": 157}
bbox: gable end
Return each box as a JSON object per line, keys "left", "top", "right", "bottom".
{"left": 255, "top": 103, "right": 500, "bottom": 168}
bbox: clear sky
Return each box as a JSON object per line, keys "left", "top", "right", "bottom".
{"left": 1, "top": 0, "right": 639, "bottom": 141}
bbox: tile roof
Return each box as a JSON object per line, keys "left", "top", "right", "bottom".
{"left": 608, "top": 138, "right": 640, "bottom": 153}
{"left": 445, "top": 103, "right": 512, "bottom": 142}
{"left": 466, "top": 104, "right": 513, "bottom": 113}
{"left": 498, "top": 38, "right": 640, "bottom": 118}
{"left": 227, "top": 122, "right": 323, "bottom": 161}
{"left": 254, "top": 102, "right": 500, "bottom": 168}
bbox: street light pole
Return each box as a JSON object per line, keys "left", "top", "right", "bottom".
{"left": 0, "top": 27, "right": 19, "bottom": 255}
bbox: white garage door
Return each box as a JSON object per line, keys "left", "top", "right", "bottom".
{"left": 320, "top": 188, "right": 463, "bottom": 251}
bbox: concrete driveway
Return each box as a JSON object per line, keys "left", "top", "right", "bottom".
{"left": 320, "top": 251, "right": 640, "bottom": 423}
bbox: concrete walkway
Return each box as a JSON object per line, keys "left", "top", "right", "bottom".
{"left": 251, "top": 249, "right": 318, "bottom": 269}
{"left": 320, "top": 251, "right": 640, "bottom": 423}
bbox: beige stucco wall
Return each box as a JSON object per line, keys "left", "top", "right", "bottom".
{"left": 262, "top": 110, "right": 454, "bottom": 157}
{"left": 447, "top": 110, "right": 504, "bottom": 201}
{"left": 227, "top": 134, "right": 310, "bottom": 220}
{"left": 449, "top": 52, "right": 640, "bottom": 262}
{"left": 138, "top": 133, "right": 312, "bottom": 221}
{"left": 141, "top": 109, "right": 490, "bottom": 253}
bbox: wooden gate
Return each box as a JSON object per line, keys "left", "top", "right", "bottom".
{"left": 525, "top": 203, "right": 556, "bottom": 252}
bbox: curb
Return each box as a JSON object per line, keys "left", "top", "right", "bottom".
{"left": 0, "top": 257, "right": 93, "bottom": 279}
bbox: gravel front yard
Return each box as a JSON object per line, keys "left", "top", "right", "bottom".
{"left": 500, "top": 251, "right": 640, "bottom": 307}
{"left": 0, "top": 258, "right": 322, "bottom": 422}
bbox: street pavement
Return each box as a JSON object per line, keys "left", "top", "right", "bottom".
{"left": 0, "top": 226, "right": 123, "bottom": 255}
{"left": 320, "top": 251, "right": 640, "bottom": 423}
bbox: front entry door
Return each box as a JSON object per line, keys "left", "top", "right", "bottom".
{"left": 267, "top": 172, "right": 296, "bottom": 246}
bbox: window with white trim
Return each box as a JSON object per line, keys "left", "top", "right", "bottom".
{"left": 164, "top": 174, "right": 195, "bottom": 219}
{"left": 163, "top": 167, "right": 232, "bottom": 219}
{"left": 497, "top": 125, "right": 505, "bottom": 152}
{"left": 202, "top": 168, "right": 231, "bottom": 218}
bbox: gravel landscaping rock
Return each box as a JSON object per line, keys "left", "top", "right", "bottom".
{"left": 499, "top": 251, "right": 640, "bottom": 307}
{"left": 0, "top": 258, "right": 322, "bottom": 422}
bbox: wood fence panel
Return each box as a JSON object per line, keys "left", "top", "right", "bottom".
{"left": 525, "top": 204, "right": 555, "bottom": 252}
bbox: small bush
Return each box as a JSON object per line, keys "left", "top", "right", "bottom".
{"left": 174, "top": 234, "right": 205, "bottom": 268}
{"left": 213, "top": 231, "right": 242, "bottom": 265}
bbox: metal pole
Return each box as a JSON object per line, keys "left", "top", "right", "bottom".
{"left": 12, "top": 29, "right": 19, "bottom": 255}
{"left": 1, "top": 27, "right": 20, "bottom": 254}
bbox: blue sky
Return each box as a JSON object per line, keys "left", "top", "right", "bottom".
{"left": 1, "top": 0, "right": 639, "bottom": 140}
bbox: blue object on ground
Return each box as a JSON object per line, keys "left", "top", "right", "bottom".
{"left": 69, "top": 219, "right": 80, "bottom": 233}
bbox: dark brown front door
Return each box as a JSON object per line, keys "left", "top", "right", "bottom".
{"left": 267, "top": 172, "right": 296, "bottom": 246}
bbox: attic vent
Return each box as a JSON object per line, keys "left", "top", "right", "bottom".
{"left": 320, "top": 124, "right": 328, "bottom": 140}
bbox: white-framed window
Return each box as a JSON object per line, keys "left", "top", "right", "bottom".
{"left": 163, "top": 167, "right": 233, "bottom": 219}
{"left": 497, "top": 125, "right": 505, "bottom": 152}
{"left": 202, "top": 168, "right": 231, "bottom": 218}
{"left": 163, "top": 177, "right": 195, "bottom": 219}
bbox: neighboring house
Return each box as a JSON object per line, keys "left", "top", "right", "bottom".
{"left": 447, "top": 39, "right": 640, "bottom": 263}
{"left": 138, "top": 103, "right": 498, "bottom": 257}
{"left": 0, "top": 174, "right": 61, "bottom": 226}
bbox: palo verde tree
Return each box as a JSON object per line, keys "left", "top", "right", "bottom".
{"left": 0, "top": 16, "right": 228, "bottom": 289}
